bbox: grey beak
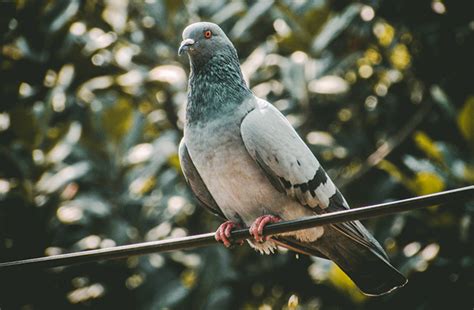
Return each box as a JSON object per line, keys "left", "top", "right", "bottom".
{"left": 178, "top": 38, "right": 195, "bottom": 56}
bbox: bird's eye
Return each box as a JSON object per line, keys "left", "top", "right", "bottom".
{"left": 204, "top": 30, "right": 212, "bottom": 39}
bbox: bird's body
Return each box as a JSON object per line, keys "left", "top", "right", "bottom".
{"left": 178, "top": 21, "right": 407, "bottom": 295}
{"left": 184, "top": 97, "right": 323, "bottom": 251}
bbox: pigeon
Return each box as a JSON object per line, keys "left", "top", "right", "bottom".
{"left": 178, "top": 21, "right": 407, "bottom": 296}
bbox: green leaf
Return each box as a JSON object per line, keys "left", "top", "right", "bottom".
{"left": 311, "top": 3, "right": 362, "bottom": 54}
{"left": 457, "top": 96, "right": 474, "bottom": 147}
{"left": 410, "top": 171, "right": 445, "bottom": 195}
{"left": 413, "top": 131, "right": 443, "bottom": 162}
{"left": 102, "top": 98, "right": 134, "bottom": 144}
{"left": 48, "top": 0, "right": 80, "bottom": 33}
{"left": 9, "top": 106, "right": 38, "bottom": 147}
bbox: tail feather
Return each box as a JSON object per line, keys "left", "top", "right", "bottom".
{"left": 275, "top": 225, "right": 407, "bottom": 296}
{"left": 320, "top": 231, "right": 407, "bottom": 296}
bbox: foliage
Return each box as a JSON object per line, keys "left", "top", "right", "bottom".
{"left": 0, "top": 0, "right": 473, "bottom": 309}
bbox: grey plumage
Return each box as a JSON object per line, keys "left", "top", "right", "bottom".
{"left": 178, "top": 22, "right": 407, "bottom": 295}
{"left": 179, "top": 140, "right": 224, "bottom": 218}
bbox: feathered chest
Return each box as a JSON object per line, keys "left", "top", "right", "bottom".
{"left": 184, "top": 117, "right": 269, "bottom": 221}
{"left": 184, "top": 117, "right": 246, "bottom": 173}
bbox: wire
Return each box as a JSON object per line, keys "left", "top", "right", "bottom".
{"left": 0, "top": 186, "right": 472, "bottom": 271}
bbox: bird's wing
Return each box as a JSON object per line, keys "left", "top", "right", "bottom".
{"left": 179, "top": 139, "right": 225, "bottom": 218}
{"left": 240, "top": 99, "right": 383, "bottom": 252}
{"left": 241, "top": 99, "right": 337, "bottom": 210}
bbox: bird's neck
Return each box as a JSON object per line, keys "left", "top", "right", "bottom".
{"left": 186, "top": 52, "right": 252, "bottom": 124}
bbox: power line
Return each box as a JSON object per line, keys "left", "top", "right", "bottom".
{"left": 1, "top": 186, "right": 472, "bottom": 271}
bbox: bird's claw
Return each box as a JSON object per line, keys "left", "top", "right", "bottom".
{"left": 249, "top": 215, "right": 282, "bottom": 242}
{"left": 215, "top": 221, "right": 243, "bottom": 248}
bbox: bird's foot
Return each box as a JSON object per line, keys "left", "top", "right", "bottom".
{"left": 249, "top": 215, "right": 282, "bottom": 242}
{"left": 215, "top": 221, "right": 243, "bottom": 248}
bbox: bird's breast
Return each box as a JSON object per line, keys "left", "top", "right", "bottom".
{"left": 184, "top": 118, "right": 318, "bottom": 231}
{"left": 185, "top": 119, "right": 267, "bottom": 223}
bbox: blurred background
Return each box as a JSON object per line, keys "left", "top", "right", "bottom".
{"left": 0, "top": 0, "right": 473, "bottom": 309}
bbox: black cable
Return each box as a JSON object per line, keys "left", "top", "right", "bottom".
{"left": 1, "top": 186, "right": 472, "bottom": 271}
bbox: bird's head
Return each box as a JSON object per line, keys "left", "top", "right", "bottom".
{"left": 178, "top": 22, "right": 236, "bottom": 67}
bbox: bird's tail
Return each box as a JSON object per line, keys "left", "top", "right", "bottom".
{"left": 275, "top": 224, "right": 407, "bottom": 296}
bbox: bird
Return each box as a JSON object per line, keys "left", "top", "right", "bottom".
{"left": 177, "top": 21, "right": 407, "bottom": 296}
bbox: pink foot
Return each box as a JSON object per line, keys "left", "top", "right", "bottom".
{"left": 249, "top": 215, "right": 282, "bottom": 242}
{"left": 215, "top": 221, "right": 243, "bottom": 248}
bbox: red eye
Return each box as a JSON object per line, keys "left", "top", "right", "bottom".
{"left": 204, "top": 30, "right": 212, "bottom": 39}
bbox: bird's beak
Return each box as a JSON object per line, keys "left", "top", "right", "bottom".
{"left": 178, "top": 38, "right": 195, "bottom": 56}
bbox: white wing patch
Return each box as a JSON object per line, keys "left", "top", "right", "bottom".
{"left": 314, "top": 180, "right": 336, "bottom": 207}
